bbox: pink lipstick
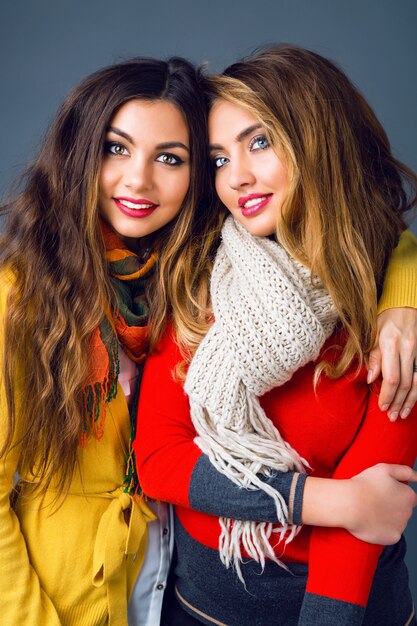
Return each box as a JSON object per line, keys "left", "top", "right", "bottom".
{"left": 238, "top": 193, "right": 272, "bottom": 217}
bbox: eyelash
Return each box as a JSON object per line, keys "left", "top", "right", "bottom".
{"left": 212, "top": 133, "right": 271, "bottom": 170}
{"left": 104, "top": 141, "right": 128, "bottom": 156}
{"left": 103, "top": 142, "right": 184, "bottom": 166}
{"left": 155, "top": 153, "right": 184, "bottom": 166}
{"left": 249, "top": 134, "right": 270, "bottom": 151}
{"left": 213, "top": 156, "right": 229, "bottom": 170}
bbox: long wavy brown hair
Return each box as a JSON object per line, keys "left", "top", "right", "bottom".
{"left": 199, "top": 44, "right": 417, "bottom": 378}
{"left": 0, "top": 57, "right": 221, "bottom": 494}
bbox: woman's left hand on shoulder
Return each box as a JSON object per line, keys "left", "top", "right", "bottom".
{"left": 368, "top": 307, "right": 417, "bottom": 421}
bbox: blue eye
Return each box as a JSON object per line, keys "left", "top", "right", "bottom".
{"left": 156, "top": 153, "right": 183, "bottom": 166}
{"left": 104, "top": 141, "right": 128, "bottom": 156}
{"left": 250, "top": 134, "right": 270, "bottom": 151}
{"left": 213, "top": 156, "right": 229, "bottom": 169}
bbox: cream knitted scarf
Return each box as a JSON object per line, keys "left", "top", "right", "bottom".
{"left": 184, "top": 216, "right": 338, "bottom": 580}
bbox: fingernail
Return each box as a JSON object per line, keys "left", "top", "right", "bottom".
{"left": 367, "top": 370, "right": 373, "bottom": 384}
{"left": 388, "top": 411, "right": 398, "bottom": 422}
{"left": 400, "top": 408, "right": 410, "bottom": 419}
{"left": 381, "top": 404, "right": 390, "bottom": 411}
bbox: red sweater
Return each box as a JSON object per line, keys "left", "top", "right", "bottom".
{"left": 134, "top": 328, "right": 417, "bottom": 625}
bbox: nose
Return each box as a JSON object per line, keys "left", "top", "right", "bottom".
{"left": 228, "top": 154, "right": 256, "bottom": 190}
{"left": 124, "top": 155, "right": 153, "bottom": 192}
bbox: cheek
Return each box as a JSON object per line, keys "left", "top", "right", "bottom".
{"left": 214, "top": 172, "right": 229, "bottom": 205}
{"left": 167, "top": 170, "right": 190, "bottom": 208}
{"left": 267, "top": 161, "right": 288, "bottom": 194}
{"left": 99, "top": 163, "right": 116, "bottom": 195}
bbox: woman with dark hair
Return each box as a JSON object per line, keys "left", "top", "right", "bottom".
{"left": 0, "top": 57, "right": 221, "bottom": 625}
{"left": 135, "top": 45, "right": 417, "bottom": 626}
{"left": 1, "top": 50, "right": 416, "bottom": 626}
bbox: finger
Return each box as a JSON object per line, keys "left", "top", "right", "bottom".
{"left": 386, "top": 351, "right": 415, "bottom": 420}
{"left": 386, "top": 464, "right": 417, "bottom": 483}
{"left": 367, "top": 345, "right": 382, "bottom": 384}
{"left": 378, "top": 349, "right": 401, "bottom": 412}
{"left": 400, "top": 370, "right": 417, "bottom": 418}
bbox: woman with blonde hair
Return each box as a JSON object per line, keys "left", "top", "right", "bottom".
{"left": 136, "top": 45, "right": 417, "bottom": 625}
{"left": 0, "top": 56, "right": 221, "bottom": 625}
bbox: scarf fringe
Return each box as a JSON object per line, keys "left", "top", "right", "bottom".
{"left": 219, "top": 518, "right": 297, "bottom": 585}
{"left": 186, "top": 217, "right": 338, "bottom": 578}
{"left": 81, "top": 222, "right": 155, "bottom": 498}
{"left": 123, "top": 446, "right": 141, "bottom": 496}
{"left": 80, "top": 372, "right": 119, "bottom": 447}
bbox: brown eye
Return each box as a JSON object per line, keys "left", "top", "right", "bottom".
{"left": 113, "top": 144, "right": 126, "bottom": 155}
{"left": 104, "top": 141, "right": 128, "bottom": 156}
{"left": 156, "top": 153, "right": 183, "bottom": 166}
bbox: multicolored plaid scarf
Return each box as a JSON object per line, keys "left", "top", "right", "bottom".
{"left": 82, "top": 220, "right": 157, "bottom": 495}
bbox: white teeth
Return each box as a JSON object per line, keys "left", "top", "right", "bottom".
{"left": 119, "top": 199, "right": 154, "bottom": 210}
{"left": 244, "top": 196, "right": 267, "bottom": 208}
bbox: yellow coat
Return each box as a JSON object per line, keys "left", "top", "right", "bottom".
{"left": 0, "top": 229, "right": 415, "bottom": 625}
{"left": 377, "top": 230, "right": 417, "bottom": 312}
{"left": 0, "top": 270, "right": 155, "bottom": 626}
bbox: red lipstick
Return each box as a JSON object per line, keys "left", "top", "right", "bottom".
{"left": 113, "top": 197, "right": 158, "bottom": 218}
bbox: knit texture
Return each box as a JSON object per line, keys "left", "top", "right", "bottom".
{"left": 377, "top": 230, "right": 417, "bottom": 313}
{"left": 83, "top": 221, "right": 157, "bottom": 495}
{"left": 135, "top": 326, "right": 417, "bottom": 625}
{"left": 184, "top": 216, "right": 338, "bottom": 577}
{"left": 83, "top": 221, "right": 157, "bottom": 447}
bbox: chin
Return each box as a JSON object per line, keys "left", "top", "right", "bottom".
{"left": 245, "top": 224, "right": 275, "bottom": 238}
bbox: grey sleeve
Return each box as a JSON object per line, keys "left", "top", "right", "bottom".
{"left": 188, "top": 453, "right": 306, "bottom": 524}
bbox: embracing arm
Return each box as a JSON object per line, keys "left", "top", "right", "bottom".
{"left": 370, "top": 230, "right": 417, "bottom": 418}
{"left": 136, "top": 329, "right": 417, "bottom": 623}
{"left": 0, "top": 274, "right": 61, "bottom": 625}
{"left": 135, "top": 328, "right": 416, "bottom": 538}
{"left": 298, "top": 380, "right": 417, "bottom": 626}
{"left": 377, "top": 230, "right": 417, "bottom": 314}
{"left": 135, "top": 328, "right": 307, "bottom": 524}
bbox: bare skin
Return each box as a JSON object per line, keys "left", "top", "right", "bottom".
{"left": 302, "top": 464, "right": 417, "bottom": 544}
{"left": 370, "top": 308, "right": 417, "bottom": 420}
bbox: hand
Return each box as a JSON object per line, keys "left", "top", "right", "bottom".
{"left": 346, "top": 463, "right": 417, "bottom": 545}
{"left": 368, "top": 308, "right": 417, "bottom": 420}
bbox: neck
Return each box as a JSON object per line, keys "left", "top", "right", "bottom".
{"left": 119, "top": 232, "right": 156, "bottom": 258}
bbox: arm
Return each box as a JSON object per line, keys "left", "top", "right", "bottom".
{"left": 298, "top": 377, "right": 417, "bottom": 626}
{"left": 135, "top": 327, "right": 307, "bottom": 524}
{"left": 377, "top": 231, "right": 417, "bottom": 314}
{"left": 0, "top": 274, "right": 61, "bottom": 625}
{"left": 135, "top": 327, "right": 416, "bottom": 539}
{"left": 369, "top": 230, "right": 417, "bottom": 418}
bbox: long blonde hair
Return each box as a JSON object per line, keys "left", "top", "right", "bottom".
{"left": 202, "top": 45, "right": 417, "bottom": 377}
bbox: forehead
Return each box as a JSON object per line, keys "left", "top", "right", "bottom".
{"left": 208, "top": 98, "right": 259, "bottom": 140}
{"left": 109, "top": 99, "right": 189, "bottom": 142}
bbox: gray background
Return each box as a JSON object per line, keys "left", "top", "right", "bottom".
{"left": 1, "top": 0, "right": 416, "bottom": 604}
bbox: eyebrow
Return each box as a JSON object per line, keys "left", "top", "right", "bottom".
{"left": 209, "top": 123, "right": 263, "bottom": 152}
{"left": 107, "top": 127, "right": 189, "bottom": 152}
{"left": 156, "top": 141, "right": 189, "bottom": 152}
{"left": 108, "top": 126, "right": 132, "bottom": 142}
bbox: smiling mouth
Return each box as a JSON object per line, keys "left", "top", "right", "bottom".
{"left": 241, "top": 195, "right": 269, "bottom": 209}
{"left": 113, "top": 198, "right": 158, "bottom": 219}
{"left": 239, "top": 194, "right": 272, "bottom": 216}
{"left": 118, "top": 199, "right": 157, "bottom": 210}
